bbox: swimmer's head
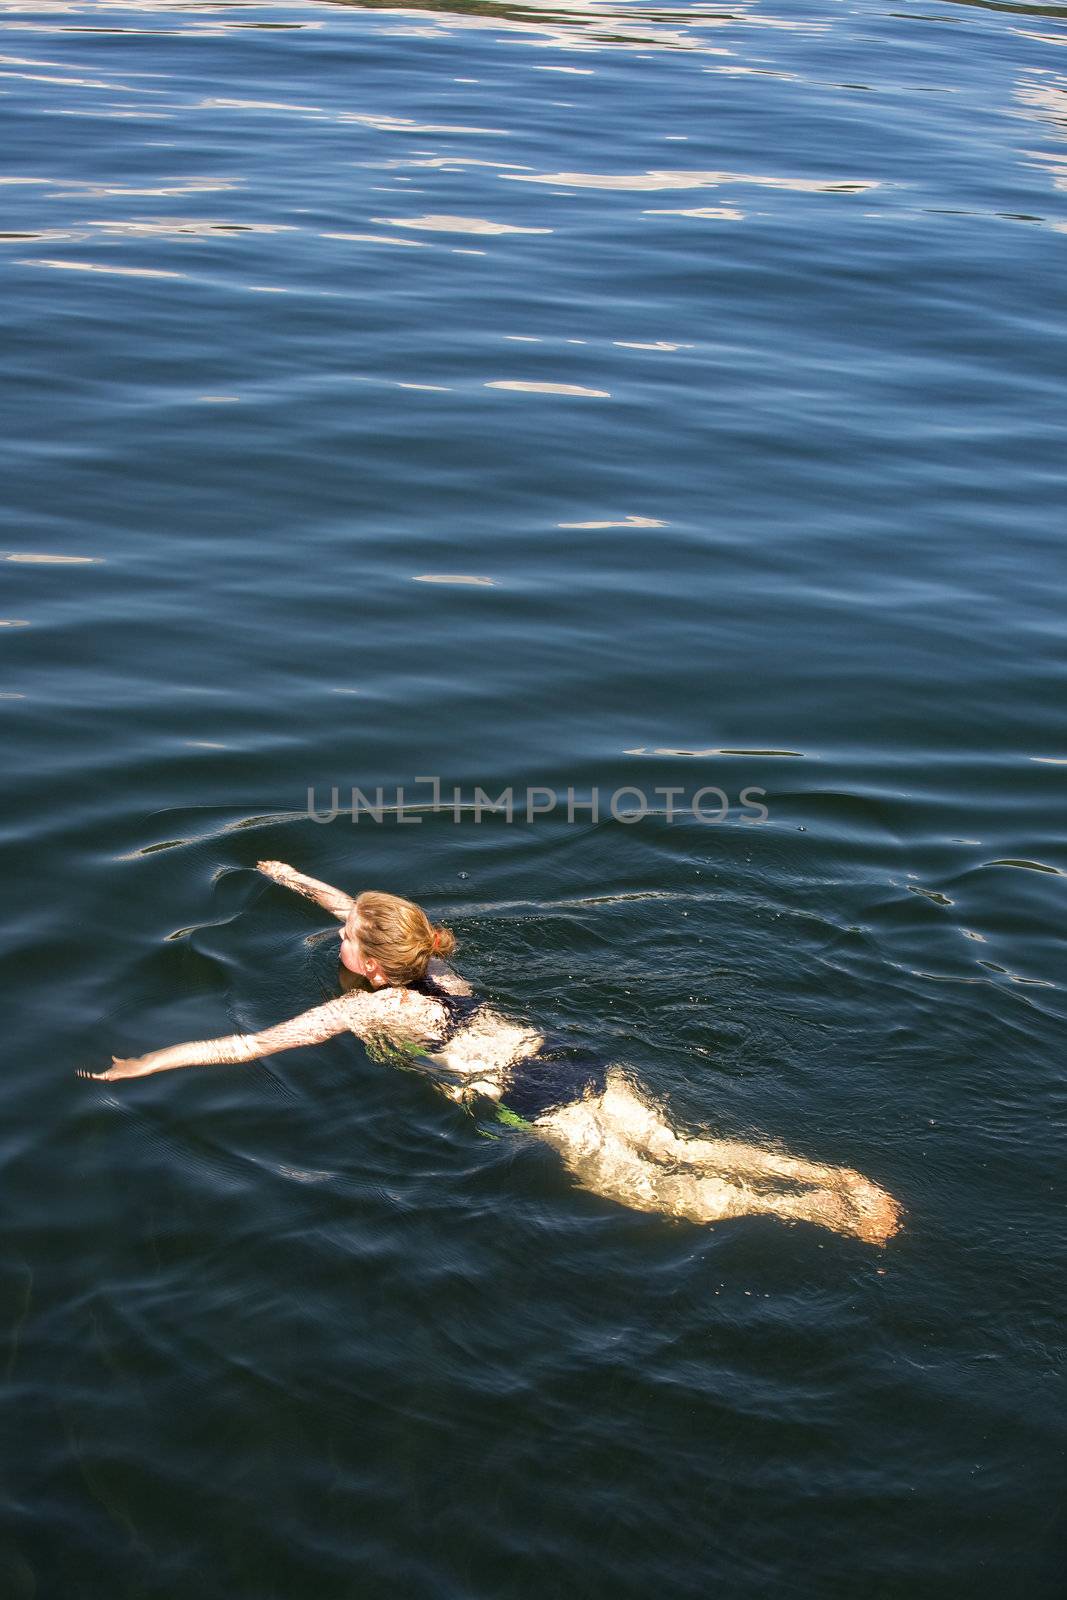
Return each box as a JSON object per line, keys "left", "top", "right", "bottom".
{"left": 339, "top": 891, "right": 456, "bottom": 987}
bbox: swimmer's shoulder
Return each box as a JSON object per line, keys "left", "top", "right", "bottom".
{"left": 426, "top": 958, "right": 474, "bottom": 997}
{"left": 337, "top": 983, "right": 450, "bottom": 1041}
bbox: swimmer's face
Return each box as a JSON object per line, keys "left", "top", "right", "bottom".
{"left": 339, "top": 913, "right": 388, "bottom": 987}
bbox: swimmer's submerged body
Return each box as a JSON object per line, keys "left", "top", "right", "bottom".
{"left": 87, "top": 862, "right": 901, "bottom": 1247}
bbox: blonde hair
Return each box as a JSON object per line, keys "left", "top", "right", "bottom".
{"left": 354, "top": 890, "right": 456, "bottom": 985}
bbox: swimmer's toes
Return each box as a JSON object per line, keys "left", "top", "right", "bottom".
{"left": 835, "top": 1174, "right": 898, "bottom": 1243}
{"left": 855, "top": 1188, "right": 902, "bottom": 1246}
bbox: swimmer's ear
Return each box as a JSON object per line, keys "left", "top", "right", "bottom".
{"left": 365, "top": 960, "right": 389, "bottom": 988}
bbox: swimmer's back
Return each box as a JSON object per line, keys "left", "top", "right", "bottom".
{"left": 340, "top": 972, "right": 544, "bottom": 1100}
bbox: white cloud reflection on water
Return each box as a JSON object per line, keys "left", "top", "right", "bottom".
{"left": 612, "top": 340, "right": 690, "bottom": 352}
{"left": 504, "top": 168, "right": 880, "bottom": 192}
{"left": 87, "top": 218, "right": 296, "bottom": 237}
{"left": 16, "top": 257, "right": 187, "bottom": 277}
{"left": 4, "top": 552, "right": 101, "bottom": 563}
{"left": 485, "top": 380, "right": 611, "bottom": 397}
{"left": 558, "top": 516, "right": 665, "bottom": 528}
{"left": 372, "top": 213, "right": 552, "bottom": 235}
{"left": 322, "top": 231, "right": 427, "bottom": 247}
{"left": 412, "top": 574, "right": 495, "bottom": 585}
{"left": 643, "top": 205, "right": 744, "bottom": 220}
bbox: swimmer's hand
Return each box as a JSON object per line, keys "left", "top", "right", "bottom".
{"left": 257, "top": 859, "right": 297, "bottom": 884}
{"left": 256, "top": 860, "right": 355, "bottom": 922}
{"left": 80, "top": 1051, "right": 177, "bottom": 1081}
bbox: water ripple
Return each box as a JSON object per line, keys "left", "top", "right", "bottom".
{"left": 3, "top": 0, "right": 1065, "bottom": 1594}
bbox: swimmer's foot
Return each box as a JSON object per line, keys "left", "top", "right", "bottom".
{"left": 773, "top": 1174, "right": 902, "bottom": 1245}
{"left": 842, "top": 1172, "right": 902, "bottom": 1246}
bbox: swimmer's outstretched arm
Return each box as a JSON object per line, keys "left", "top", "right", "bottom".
{"left": 256, "top": 860, "right": 355, "bottom": 922}
{"left": 85, "top": 995, "right": 361, "bottom": 1081}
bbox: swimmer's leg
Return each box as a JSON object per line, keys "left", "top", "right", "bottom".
{"left": 534, "top": 1073, "right": 900, "bottom": 1246}
{"left": 598, "top": 1083, "right": 900, "bottom": 1241}
{"left": 594, "top": 1073, "right": 841, "bottom": 1180}
{"left": 597, "top": 1072, "right": 900, "bottom": 1243}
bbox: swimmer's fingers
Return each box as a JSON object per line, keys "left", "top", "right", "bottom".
{"left": 256, "top": 859, "right": 293, "bottom": 881}
{"left": 78, "top": 1055, "right": 156, "bottom": 1082}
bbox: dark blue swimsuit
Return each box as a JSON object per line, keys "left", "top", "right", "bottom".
{"left": 410, "top": 975, "right": 609, "bottom": 1124}
{"left": 494, "top": 1043, "right": 611, "bottom": 1124}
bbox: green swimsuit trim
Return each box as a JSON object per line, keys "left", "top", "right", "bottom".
{"left": 494, "top": 1103, "right": 532, "bottom": 1129}
{"left": 477, "top": 1103, "right": 533, "bottom": 1140}
{"left": 371, "top": 987, "right": 536, "bottom": 1129}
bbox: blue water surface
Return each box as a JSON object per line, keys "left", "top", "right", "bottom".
{"left": 1, "top": 0, "right": 1065, "bottom": 1595}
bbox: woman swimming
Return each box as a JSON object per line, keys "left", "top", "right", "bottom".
{"left": 86, "top": 860, "right": 901, "bottom": 1246}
